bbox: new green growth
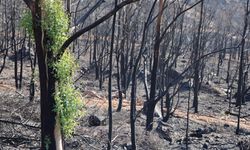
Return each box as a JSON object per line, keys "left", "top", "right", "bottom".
{"left": 21, "top": 0, "right": 84, "bottom": 138}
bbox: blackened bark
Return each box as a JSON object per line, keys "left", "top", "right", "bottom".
{"left": 0, "top": 0, "right": 9, "bottom": 75}
{"left": 162, "top": 92, "right": 170, "bottom": 122}
{"left": 130, "top": 1, "right": 157, "bottom": 145}
{"left": 146, "top": 0, "right": 164, "bottom": 131}
{"left": 19, "top": 35, "right": 26, "bottom": 89}
{"left": 116, "top": 10, "right": 123, "bottom": 112}
{"left": 29, "top": 35, "right": 36, "bottom": 102}
{"left": 236, "top": 0, "right": 249, "bottom": 134}
{"left": 193, "top": 0, "right": 203, "bottom": 113}
{"left": 226, "top": 38, "right": 232, "bottom": 84}
{"left": 242, "top": 72, "right": 248, "bottom": 104}
{"left": 130, "top": 69, "right": 137, "bottom": 150}
{"left": 116, "top": 68, "right": 123, "bottom": 111}
{"left": 236, "top": 0, "right": 249, "bottom": 106}
{"left": 66, "top": 0, "right": 71, "bottom": 17}
{"left": 186, "top": 80, "right": 191, "bottom": 150}
{"left": 120, "top": 52, "right": 126, "bottom": 94}
{"left": 0, "top": 46, "right": 8, "bottom": 75}
{"left": 108, "top": 1, "right": 117, "bottom": 149}
{"left": 93, "top": 28, "right": 99, "bottom": 80}
{"left": 58, "top": 0, "right": 140, "bottom": 59}
{"left": 11, "top": 3, "right": 18, "bottom": 89}
{"left": 31, "top": 1, "right": 58, "bottom": 148}
{"left": 146, "top": 101, "right": 156, "bottom": 131}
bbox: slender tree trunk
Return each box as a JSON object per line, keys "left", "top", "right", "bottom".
{"left": 130, "top": 69, "right": 137, "bottom": 150}
{"left": 93, "top": 28, "right": 99, "bottom": 80}
{"left": 146, "top": 0, "right": 164, "bottom": 131}
{"left": 242, "top": 71, "right": 248, "bottom": 104}
{"left": 0, "top": 0, "right": 8, "bottom": 75}
{"left": 66, "top": 0, "right": 71, "bottom": 17}
{"left": 236, "top": 0, "right": 249, "bottom": 106}
{"left": 162, "top": 92, "right": 171, "bottom": 122}
{"left": 116, "top": 10, "right": 123, "bottom": 112}
{"left": 226, "top": 38, "right": 233, "bottom": 84}
{"left": 193, "top": 0, "right": 203, "bottom": 113}
{"left": 116, "top": 61, "right": 123, "bottom": 111}
{"left": 11, "top": 3, "right": 18, "bottom": 89}
{"left": 19, "top": 35, "right": 26, "bottom": 89}
{"left": 131, "top": 0, "right": 157, "bottom": 133}
{"left": 108, "top": 1, "right": 117, "bottom": 149}
{"left": 186, "top": 79, "right": 191, "bottom": 149}
{"left": 29, "top": 35, "right": 36, "bottom": 102}
{"left": 0, "top": 46, "right": 8, "bottom": 75}
{"left": 236, "top": 0, "right": 249, "bottom": 134}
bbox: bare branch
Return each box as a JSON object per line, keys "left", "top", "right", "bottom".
{"left": 160, "top": 0, "right": 202, "bottom": 42}
{"left": 155, "top": 45, "right": 241, "bottom": 103}
{"left": 75, "top": 0, "right": 105, "bottom": 26}
{"left": 57, "top": 0, "right": 139, "bottom": 60}
{"left": 0, "top": 119, "right": 40, "bottom": 129}
{"left": 23, "top": 0, "right": 35, "bottom": 13}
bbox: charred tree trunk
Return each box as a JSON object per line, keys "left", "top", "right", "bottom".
{"left": 19, "top": 35, "right": 26, "bottom": 89}
{"left": 129, "top": 0, "right": 157, "bottom": 147}
{"left": 66, "top": 0, "right": 71, "bottom": 17}
{"left": 93, "top": 28, "right": 99, "bottom": 80}
{"left": 116, "top": 10, "right": 123, "bottom": 112}
{"left": 30, "top": 1, "right": 62, "bottom": 148}
{"left": 146, "top": 0, "right": 164, "bottom": 131}
{"left": 236, "top": 0, "right": 249, "bottom": 134}
{"left": 226, "top": 38, "right": 233, "bottom": 84}
{"left": 0, "top": 0, "right": 9, "bottom": 75}
{"left": 108, "top": 1, "right": 117, "bottom": 149}
{"left": 29, "top": 35, "right": 36, "bottom": 102}
{"left": 162, "top": 92, "right": 171, "bottom": 122}
{"left": 11, "top": 3, "right": 19, "bottom": 89}
{"left": 0, "top": 44, "right": 8, "bottom": 75}
{"left": 186, "top": 79, "right": 192, "bottom": 150}
{"left": 192, "top": 0, "right": 203, "bottom": 113}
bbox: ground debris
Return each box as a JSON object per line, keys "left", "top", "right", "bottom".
{"left": 88, "top": 115, "right": 107, "bottom": 126}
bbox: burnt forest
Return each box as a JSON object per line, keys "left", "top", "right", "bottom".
{"left": 0, "top": 0, "right": 250, "bottom": 149}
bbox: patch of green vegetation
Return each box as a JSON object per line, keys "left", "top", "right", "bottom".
{"left": 54, "top": 51, "right": 84, "bottom": 137}
{"left": 43, "top": 0, "right": 69, "bottom": 53}
{"left": 21, "top": 0, "right": 84, "bottom": 138}
{"left": 20, "top": 10, "right": 33, "bottom": 38}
